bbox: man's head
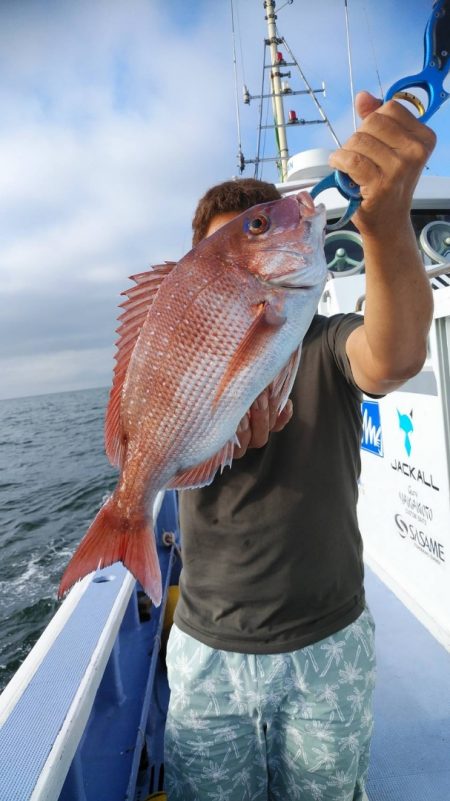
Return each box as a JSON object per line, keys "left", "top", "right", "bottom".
{"left": 192, "top": 178, "right": 282, "bottom": 245}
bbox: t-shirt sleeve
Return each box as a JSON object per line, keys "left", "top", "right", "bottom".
{"left": 325, "top": 312, "right": 365, "bottom": 394}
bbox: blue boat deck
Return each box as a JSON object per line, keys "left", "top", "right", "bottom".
{"left": 364, "top": 566, "right": 450, "bottom": 801}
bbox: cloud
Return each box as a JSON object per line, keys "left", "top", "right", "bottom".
{"left": 0, "top": 347, "right": 114, "bottom": 401}
{"left": 0, "top": 0, "right": 448, "bottom": 400}
{"left": 0, "top": 0, "right": 240, "bottom": 398}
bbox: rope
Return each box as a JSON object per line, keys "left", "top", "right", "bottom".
{"left": 344, "top": 0, "right": 357, "bottom": 132}
{"left": 362, "top": 0, "right": 384, "bottom": 100}
{"left": 276, "top": 0, "right": 294, "bottom": 12}
{"left": 234, "top": 0, "right": 247, "bottom": 88}
{"left": 230, "top": 0, "right": 244, "bottom": 171}
{"left": 162, "top": 531, "right": 182, "bottom": 562}
{"left": 255, "top": 41, "right": 268, "bottom": 179}
{"left": 280, "top": 36, "right": 341, "bottom": 148}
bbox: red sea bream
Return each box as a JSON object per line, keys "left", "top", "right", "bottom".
{"left": 59, "top": 192, "right": 327, "bottom": 604}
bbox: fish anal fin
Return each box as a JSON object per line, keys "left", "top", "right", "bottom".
{"left": 105, "top": 261, "right": 177, "bottom": 468}
{"left": 213, "top": 300, "right": 286, "bottom": 409}
{"left": 168, "top": 436, "right": 238, "bottom": 490}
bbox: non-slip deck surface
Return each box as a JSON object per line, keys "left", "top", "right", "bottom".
{"left": 0, "top": 566, "right": 130, "bottom": 801}
{"left": 365, "top": 567, "right": 450, "bottom": 801}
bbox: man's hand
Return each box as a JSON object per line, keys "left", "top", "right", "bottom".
{"left": 234, "top": 390, "right": 293, "bottom": 459}
{"left": 329, "top": 91, "right": 436, "bottom": 238}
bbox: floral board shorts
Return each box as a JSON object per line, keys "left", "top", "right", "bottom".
{"left": 164, "top": 607, "right": 376, "bottom": 801}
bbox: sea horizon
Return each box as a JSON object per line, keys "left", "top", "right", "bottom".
{"left": 0, "top": 383, "right": 110, "bottom": 405}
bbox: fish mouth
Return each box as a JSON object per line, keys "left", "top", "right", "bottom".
{"left": 267, "top": 272, "right": 315, "bottom": 290}
{"left": 270, "top": 279, "right": 314, "bottom": 289}
{"left": 259, "top": 247, "right": 314, "bottom": 289}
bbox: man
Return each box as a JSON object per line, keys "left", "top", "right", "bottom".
{"left": 164, "top": 92, "right": 435, "bottom": 800}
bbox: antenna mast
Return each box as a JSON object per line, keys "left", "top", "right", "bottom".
{"left": 264, "top": 0, "right": 289, "bottom": 180}
{"left": 238, "top": 0, "right": 335, "bottom": 182}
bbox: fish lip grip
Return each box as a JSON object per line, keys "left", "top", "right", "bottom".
{"left": 310, "top": 171, "right": 361, "bottom": 232}
{"left": 311, "top": 0, "right": 450, "bottom": 231}
{"left": 385, "top": 0, "right": 450, "bottom": 121}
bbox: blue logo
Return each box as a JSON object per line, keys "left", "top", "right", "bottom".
{"left": 397, "top": 409, "right": 414, "bottom": 456}
{"left": 361, "top": 401, "right": 383, "bottom": 456}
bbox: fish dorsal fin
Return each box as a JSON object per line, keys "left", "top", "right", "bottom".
{"left": 168, "top": 434, "right": 240, "bottom": 490}
{"left": 105, "top": 261, "right": 176, "bottom": 467}
{"left": 213, "top": 300, "right": 286, "bottom": 409}
{"left": 269, "top": 345, "right": 302, "bottom": 413}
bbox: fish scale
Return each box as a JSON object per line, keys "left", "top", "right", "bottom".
{"left": 59, "top": 191, "right": 327, "bottom": 605}
{"left": 137, "top": 264, "right": 250, "bottom": 450}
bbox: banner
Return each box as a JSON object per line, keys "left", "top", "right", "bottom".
{"left": 358, "top": 388, "right": 450, "bottom": 646}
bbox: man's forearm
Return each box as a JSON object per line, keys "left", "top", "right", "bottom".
{"left": 328, "top": 91, "right": 436, "bottom": 395}
{"left": 361, "top": 216, "right": 433, "bottom": 381}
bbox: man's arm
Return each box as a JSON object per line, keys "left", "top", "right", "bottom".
{"left": 235, "top": 92, "right": 436, "bottom": 454}
{"left": 329, "top": 92, "right": 436, "bottom": 396}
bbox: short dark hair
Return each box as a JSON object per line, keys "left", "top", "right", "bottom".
{"left": 192, "top": 178, "right": 281, "bottom": 245}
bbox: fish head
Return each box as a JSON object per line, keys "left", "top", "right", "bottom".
{"left": 205, "top": 191, "right": 327, "bottom": 290}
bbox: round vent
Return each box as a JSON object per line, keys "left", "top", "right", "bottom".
{"left": 324, "top": 230, "right": 364, "bottom": 276}
{"left": 419, "top": 220, "right": 450, "bottom": 262}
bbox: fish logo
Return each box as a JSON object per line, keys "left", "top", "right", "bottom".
{"left": 397, "top": 409, "right": 414, "bottom": 456}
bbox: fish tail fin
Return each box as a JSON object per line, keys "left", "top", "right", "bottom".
{"left": 58, "top": 495, "right": 162, "bottom": 605}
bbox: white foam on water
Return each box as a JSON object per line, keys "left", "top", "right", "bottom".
{"left": 0, "top": 555, "right": 50, "bottom": 612}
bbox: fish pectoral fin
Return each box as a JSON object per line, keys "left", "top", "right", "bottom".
{"left": 268, "top": 345, "right": 302, "bottom": 413}
{"left": 168, "top": 436, "right": 238, "bottom": 490}
{"left": 213, "top": 300, "right": 286, "bottom": 409}
{"left": 105, "top": 261, "right": 177, "bottom": 468}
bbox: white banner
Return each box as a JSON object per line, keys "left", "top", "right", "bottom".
{"left": 358, "top": 388, "right": 450, "bottom": 646}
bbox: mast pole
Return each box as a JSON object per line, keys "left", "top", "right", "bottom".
{"left": 264, "top": 0, "right": 289, "bottom": 181}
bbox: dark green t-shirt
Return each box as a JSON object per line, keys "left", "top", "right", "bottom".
{"left": 175, "top": 313, "right": 366, "bottom": 653}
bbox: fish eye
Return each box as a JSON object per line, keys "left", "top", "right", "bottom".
{"left": 247, "top": 214, "right": 270, "bottom": 235}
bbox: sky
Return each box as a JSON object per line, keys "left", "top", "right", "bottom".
{"left": 1, "top": 0, "right": 448, "bottom": 401}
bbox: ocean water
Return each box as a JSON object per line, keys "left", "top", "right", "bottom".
{"left": 0, "top": 387, "right": 117, "bottom": 692}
